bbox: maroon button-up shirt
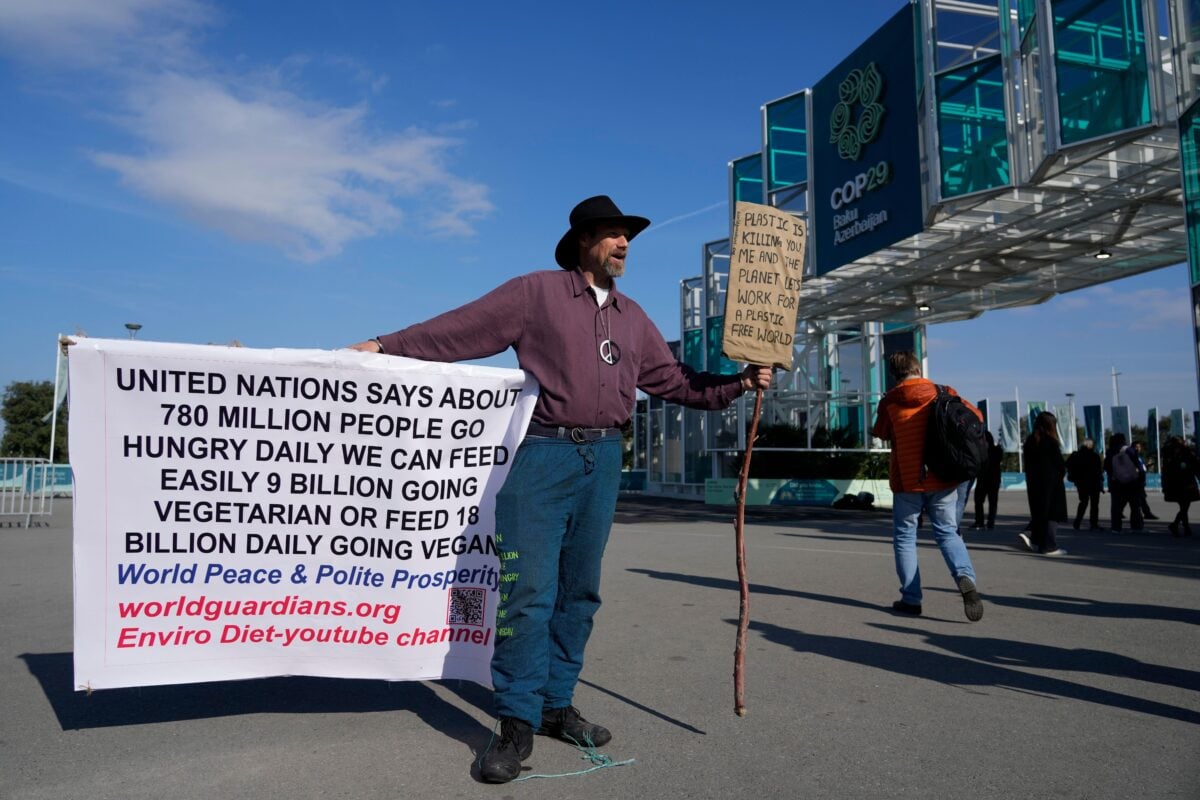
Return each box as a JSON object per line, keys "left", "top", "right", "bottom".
{"left": 377, "top": 268, "right": 745, "bottom": 428}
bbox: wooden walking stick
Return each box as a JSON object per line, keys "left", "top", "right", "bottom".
{"left": 720, "top": 201, "right": 806, "bottom": 717}
{"left": 733, "top": 385, "right": 765, "bottom": 716}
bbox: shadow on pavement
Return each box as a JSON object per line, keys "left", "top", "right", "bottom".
{"left": 963, "top": 591, "right": 1200, "bottom": 626}
{"left": 19, "top": 652, "right": 493, "bottom": 744}
{"left": 627, "top": 568, "right": 883, "bottom": 613}
{"left": 869, "top": 622, "right": 1200, "bottom": 692}
{"left": 576, "top": 678, "right": 707, "bottom": 735}
{"left": 747, "top": 619, "right": 1200, "bottom": 725}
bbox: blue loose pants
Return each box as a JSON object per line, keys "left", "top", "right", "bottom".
{"left": 491, "top": 435, "right": 622, "bottom": 727}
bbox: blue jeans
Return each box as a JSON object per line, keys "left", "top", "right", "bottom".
{"left": 955, "top": 480, "right": 973, "bottom": 529}
{"left": 892, "top": 487, "right": 977, "bottom": 605}
{"left": 491, "top": 435, "right": 622, "bottom": 727}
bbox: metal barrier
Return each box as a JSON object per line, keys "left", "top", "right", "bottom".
{"left": 0, "top": 458, "right": 60, "bottom": 527}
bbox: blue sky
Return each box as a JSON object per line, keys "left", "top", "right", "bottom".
{"left": 0, "top": 0, "right": 1194, "bottom": 438}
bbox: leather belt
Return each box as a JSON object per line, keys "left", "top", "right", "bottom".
{"left": 526, "top": 422, "right": 623, "bottom": 443}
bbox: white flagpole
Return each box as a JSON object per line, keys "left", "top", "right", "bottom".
{"left": 47, "top": 335, "right": 63, "bottom": 464}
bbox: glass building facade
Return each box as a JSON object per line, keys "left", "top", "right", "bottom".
{"left": 635, "top": 0, "right": 1200, "bottom": 499}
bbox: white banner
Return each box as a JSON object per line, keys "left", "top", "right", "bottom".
{"left": 70, "top": 339, "right": 537, "bottom": 691}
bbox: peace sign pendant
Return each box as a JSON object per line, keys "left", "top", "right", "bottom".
{"left": 599, "top": 339, "right": 621, "bottom": 366}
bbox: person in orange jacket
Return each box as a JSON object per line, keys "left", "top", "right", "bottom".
{"left": 872, "top": 351, "right": 983, "bottom": 621}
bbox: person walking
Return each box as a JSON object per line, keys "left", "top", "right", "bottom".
{"left": 1065, "top": 438, "right": 1104, "bottom": 531}
{"left": 871, "top": 351, "right": 984, "bottom": 621}
{"left": 1104, "top": 432, "right": 1145, "bottom": 533}
{"left": 350, "top": 195, "right": 772, "bottom": 783}
{"left": 1134, "top": 442, "right": 1159, "bottom": 520}
{"left": 970, "top": 431, "right": 1003, "bottom": 530}
{"left": 1020, "top": 411, "right": 1069, "bottom": 555}
{"left": 1161, "top": 436, "right": 1199, "bottom": 537}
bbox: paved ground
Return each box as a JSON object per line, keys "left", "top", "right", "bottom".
{"left": 2, "top": 493, "right": 1198, "bottom": 799}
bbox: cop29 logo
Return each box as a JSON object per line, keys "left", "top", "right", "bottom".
{"left": 829, "top": 63, "right": 886, "bottom": 161}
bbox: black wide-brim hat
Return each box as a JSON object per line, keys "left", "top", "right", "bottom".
{"left": 554, "top": 195, "right": 651, "bottom": 269}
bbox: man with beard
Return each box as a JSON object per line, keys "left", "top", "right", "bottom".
{"left": 351, "top": 195, "right": 772, "bottom": 782}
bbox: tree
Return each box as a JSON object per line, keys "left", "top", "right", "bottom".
{"left": 0, "top": 381, "right": 68, "bottom": 461}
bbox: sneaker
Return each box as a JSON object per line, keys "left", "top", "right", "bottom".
{"left": 479, "top": 717, "right": 533, "bottom": 783}
{"left": 891, "top": 600, "right": 922, "bottom": 616}
{"left": 537, "top": 705, "right": 611, "bottom": 748}
{"left": 1041, "top": 548, "right": 1069, "bottom": 557}
{"left": 957, "top": 575, "right": 983, "bottom": 622}
{"left": 1017, "top": 532, "right": 1033, "bottom": 552}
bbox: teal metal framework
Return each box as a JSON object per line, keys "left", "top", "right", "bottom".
{"left": 636, "top": 0, "right": 1200, "bottom": 496}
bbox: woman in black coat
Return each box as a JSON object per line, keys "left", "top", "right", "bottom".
{"left": 1161, "top": 436, "right": 1200, "bottom": 537}
{"left": 1022, "top": 411, "right": 1069, "bottom": 555}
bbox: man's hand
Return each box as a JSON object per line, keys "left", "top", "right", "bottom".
{"left": 741, "top": 364, "right": 773, "bottom": 393}
{"left": 347, "top": 339, "right": 384, "bottom": 353}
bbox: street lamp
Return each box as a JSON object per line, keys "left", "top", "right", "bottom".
{"left": 1110, "top": 366, "right": 1121, "bottom": 406}
{"left": 125, "top": 323, "right": 142, "bottom": 339}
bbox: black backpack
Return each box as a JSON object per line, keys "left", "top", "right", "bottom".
{"left": 923, "top": 385, "right": 987, "bottom": 483}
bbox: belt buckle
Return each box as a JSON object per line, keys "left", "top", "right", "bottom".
{"left": 569, "top": 427, "right": 587, "bottom": 443}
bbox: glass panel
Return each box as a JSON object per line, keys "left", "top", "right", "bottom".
{"left": 731, "top": 153, "right": 764, "bottom": 204}
{"left": 648, "top": 406, "right": 664, "bottom": 482}
{"left": 705, "top": 315, "right": 743, "bottom": 375}
{"left": 937, "top": 54, "right": 1011, "bottom": 197}
{"left": 1052, "top": 0, "right": 1152, "bottom": 145}
{"left": 681, "top": 277, "right": 703, "bottom": 331}
{"left": 1174, "top": 0, "right": 1200, "bottom": 127}
{"left": 1018, "top": 0, "right": 1038, "bottom": 40}
{"left": 682, "top": 328, "right": 704, "bottom": 371}
{"left": 934, "top": 1, "right": 1003, "bottom": 71}
{"left": 1194, "top": 287, "right": 1200, "bottom": 391}
{"left": 664, "top": 405, "right": 684, "bottom": 484}
{"left": 765, "top": 92, "right": 808, "bottom": 190}
{"left": 704, "top": 239, "right": 730, "bottom": 318}
{"left": 1182, "top": 98, "right": 1200, "bottom": 283}
{"left": 633, "top": 398, "right": 648, "bottom": 470}
{"left": 1020, "top": 19, "right": 1048, "bottom": 171}
{"left": 683, "top": 408, "right": 711, "bottom": 483}
{"left": 707, "top": 405, "right": 741, "bottom": 451}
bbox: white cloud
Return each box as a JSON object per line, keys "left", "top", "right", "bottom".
{"left": 1124, "top": 287, "right": 1190, "bottom": 331}
{"left": 1, "top": 0, "right": 493, "bottom": 261}
{"left": 0, "top": 0, "right": 212, "bottom": 69}
{"left": 92, "top": 73, "right": 492, "bottom": 260}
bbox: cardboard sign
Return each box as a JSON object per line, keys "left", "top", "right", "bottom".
{"left": 721, "top": 201, "right": 807, "bottom": 369}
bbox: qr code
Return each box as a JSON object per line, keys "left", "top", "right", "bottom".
{"left": 446, "top": 587, "right": 486, "bottom": 626}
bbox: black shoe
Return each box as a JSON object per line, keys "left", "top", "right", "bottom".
{"left": 480, "top": 717, "right": 533, "bottom": 783}
{"left": 1169, "top": 522, "right": 1181, "bottom": 537}
{"left": 537, "top": 706, "right": 611, "bottom": 748}
{"left": 957, "top": 575, "right": 983, "bottom": 622}
{"left": 1144, "top": 513, "right": 1159, "bottom": 520}
{"left": 891, "top": 600, "right": 922, "bottom": 616}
